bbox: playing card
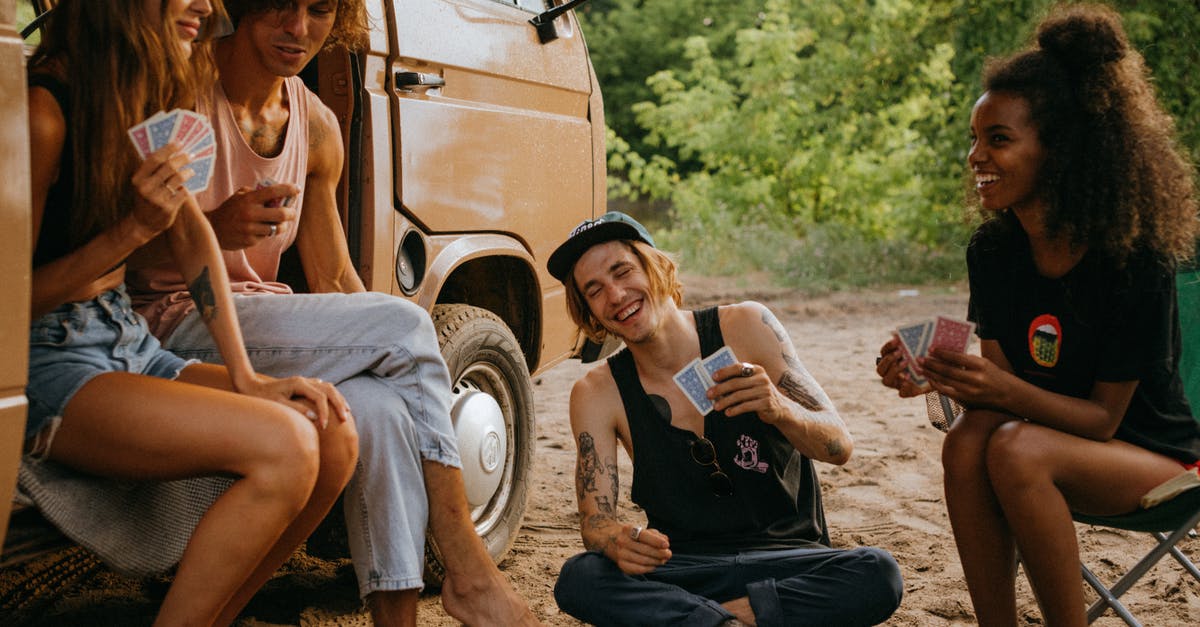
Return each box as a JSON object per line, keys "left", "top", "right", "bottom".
{"left": 183, "top": 155, "right": 214, "bottom": 193}
{"left": 189, "top": 143, "right": 216, "bottom": 161}
{"left": 169, "top": 110, "right": 202, "bottom": 148}
{"left": 185, "top": 129, "right": 215, "bottom": 155}
{"left": 127, "top": 124, "right": 153, "bottom": 159}
{"left": 147, "top": 110, "right": 180, "bottom": 151}
{"left": 178, "top": 114, "right": 212, "bottom": 153}
{"left": 928, "top": 316, "right": 975, "bottom": 355}
{"left": 673, "top": 358, "right": 714, "bottom": 416}
{"left": 256, "top": 178, "right": 287, "bottom": 208}
{"left": 895, "top": 320, "right": 932, "bottom": 360}
{"left": 893, "top": 321, "right": 931, "bottom": 386}
{"left": 700, "top": 346, "right": 738, "bottom": 382}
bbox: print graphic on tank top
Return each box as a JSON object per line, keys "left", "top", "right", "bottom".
{"left": 1028, "top": 313, "right": 1062, "bottom": 368}
{"left": 734, "top": 434, "right": 770, "bottom": 473}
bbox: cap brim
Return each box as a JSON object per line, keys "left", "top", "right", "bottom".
{"left": 547, "top": 221, "right": 646, "bottom": 282}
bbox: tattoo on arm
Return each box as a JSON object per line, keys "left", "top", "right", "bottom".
{"left": 779, "top": 370, "right": 825, "bottom": 412}
{"left": 188, "top": 266, "right": 217, "bottom": 322}
{"left": 577, "top": 432, "right": 599, "bottom": 496}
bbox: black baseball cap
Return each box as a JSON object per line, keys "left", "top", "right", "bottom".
{"left": 547, "top": 212, "right": 656, "bottom": 282}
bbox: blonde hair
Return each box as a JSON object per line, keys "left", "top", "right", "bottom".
{"left": 565, "top": 240, "right": 684, "bottom": 343}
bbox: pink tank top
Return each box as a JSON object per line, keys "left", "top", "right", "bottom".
{"left": 130, "top": 76, "right": 311, "bottom": 339}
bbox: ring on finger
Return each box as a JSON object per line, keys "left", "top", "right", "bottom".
{"left": 268, "top": 223, "right": 279, "bottom": 237}
{"left": 740, "top": 363, "right": 754, "bottom": 378}
{"left": 631, "top": 526, "right": 643, "bottom": 541}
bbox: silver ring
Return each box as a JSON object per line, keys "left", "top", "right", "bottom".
{"left": 268, "top": 223, "right": 278, "bottom": 237}
{"left": 631, "top": 526, "right": 643, "bottom": 541}
{"left": 740, "top": 363, "right": 754, "bottom": 378}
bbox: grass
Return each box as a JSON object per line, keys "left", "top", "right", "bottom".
{"left": 653, "top": 216, "right": 969, "bottom": 294}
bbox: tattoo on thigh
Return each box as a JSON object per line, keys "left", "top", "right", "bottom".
{"left": 188, "top": 266, "right": 217, "bottom": 322}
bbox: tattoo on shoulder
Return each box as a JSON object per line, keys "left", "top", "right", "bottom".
{"left": 188, "top": 266, "right": 217, "bottom": 322}
{"left": 761, "top": 308, "right": 804, "bottom": 370}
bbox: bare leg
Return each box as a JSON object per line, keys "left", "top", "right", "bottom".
{"left": 214, "top": 419, "right": 358, "bottom": 622}
{"left": 156, "top": 364, "right": 359, "bottom": 626}
{"left": 368, "top": 589, "right": 419, "bottom": 627}
{"left": 720, "top": 597, "right": 757, "bottom": 625}
{"left": 50, "top": 370, "right": 324, "bottom": 626}
{"left": 985, "top": 421, "right": 1182, "bottom": 627}
{"left": 941, "top": 409, "right": 1020, "bottom": 626}
{"left": 422, "top": 461, "right": 541, "bottom": 626}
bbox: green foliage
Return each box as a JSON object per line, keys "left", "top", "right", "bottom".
{"left": 586, "top": 0, "right": 1200, "bottom": 291}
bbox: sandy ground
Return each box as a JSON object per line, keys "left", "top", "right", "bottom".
{"left": 4, "top": 275, "right": 1199, "bottom": 625}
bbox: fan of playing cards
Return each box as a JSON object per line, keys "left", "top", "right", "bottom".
{"left": 893, "top": 315, "right": 976, "bottom": 387}
{"left": 127, "top": 108, "right": 215, "bottom": 193}
{"left": 673, "top": 347, "right": 739, "bottom": 415}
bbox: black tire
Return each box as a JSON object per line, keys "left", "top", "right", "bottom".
{"left": 424, "top": 304, "right": 535, "bottom": 584}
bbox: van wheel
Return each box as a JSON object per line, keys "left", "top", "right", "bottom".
{"left": 424, "top": 304, "right": 534, "bottom": 584}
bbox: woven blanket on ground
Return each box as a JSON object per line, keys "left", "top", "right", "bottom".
{"left": 17, "top": 460, "right": 231, "bottom": 578}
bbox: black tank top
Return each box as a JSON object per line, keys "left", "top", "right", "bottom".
{"left": 608, "top": 306, "right": 829, "bottom": 554}
{"left": 29, "top": 73, "right": 75, "bottom": 268}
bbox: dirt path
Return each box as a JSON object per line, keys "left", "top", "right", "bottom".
{"left": 7, "top": 277, "right": 1198, "bottom": 625}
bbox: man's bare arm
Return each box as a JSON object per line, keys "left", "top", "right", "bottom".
{"left": 295, "top": 94, "right": 364, "bottom": 294}
{"left": 711, "top": 302, "right": 853, "bottom": 464}
{"left": 569, "top": 373, "right": 624, "bottom": 555}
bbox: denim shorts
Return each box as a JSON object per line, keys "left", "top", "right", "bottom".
{"left": 26, "top": 286, "right": 192, "bottom": 446}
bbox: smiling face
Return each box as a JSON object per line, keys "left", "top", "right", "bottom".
{"left": 148, "top": 0, "right": 213, "bottom": 57}
{"left": 238, "top": 0, "right": 337, "bottom": 77}
{"left": 968, "top": 90, "right": 1049, "bottom": 215}
{"left": 572, "top": 241, "right": 666, "bottom": 345}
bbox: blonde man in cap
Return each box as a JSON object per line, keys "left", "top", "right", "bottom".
{"left": 549, "top": 212, "right": 903, "bottom": 626}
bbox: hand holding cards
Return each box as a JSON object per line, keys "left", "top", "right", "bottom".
{"left": 893, "top": 315, "right": 975, "bottom": 387}
{"left": 127, "top": 109, "right": 215, "bottom": 193}
{"left": 672, "top": 347, "right": 739, "bottom": 415}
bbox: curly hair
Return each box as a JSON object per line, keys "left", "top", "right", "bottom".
{"left": 565, "top": 241, "right": 684, "bottom": 344}
{"left": 979, "top": 3, "right": 1198, "bottom": 264}
{"left": 227, "top": 0, "right": 369, "bottom": 51}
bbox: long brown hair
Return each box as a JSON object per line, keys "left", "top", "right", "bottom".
{"left": 29, "top": 0, "right": 226, "bottom": 246}
{"left": 979, "top": 3, "right": 1198, "bottom": 264}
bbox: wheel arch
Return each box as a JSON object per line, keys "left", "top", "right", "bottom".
{"left": 419, "top": 234, "right": 543, "bottom": 372}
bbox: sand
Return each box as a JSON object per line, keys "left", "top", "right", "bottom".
{"left": 4, "top": 275, "right": 1198, "bottom": 625}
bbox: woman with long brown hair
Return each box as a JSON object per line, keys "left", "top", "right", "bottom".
{"left": 878, "top": 4, "right": 1199, "bottom": 624}
{"left": 25, "top": 1, "right": 357, "bottom": 623}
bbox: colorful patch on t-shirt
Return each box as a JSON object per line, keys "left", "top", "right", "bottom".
{"left": 734, "top": 434, "right": 769, "bottom": 473}
{"left": 1028, "top": 313, "right": 1062, "bottom": 368}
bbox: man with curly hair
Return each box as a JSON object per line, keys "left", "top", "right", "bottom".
{"left": 128, "top": 1, "right": 540, "bottom": 625}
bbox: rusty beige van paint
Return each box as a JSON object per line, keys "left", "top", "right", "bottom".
{"left": 0, "top": 0, "right": 32, "bottom": 550}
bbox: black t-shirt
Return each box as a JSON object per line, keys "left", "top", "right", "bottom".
{"left": 607, "top": 306, "right": 828, "bottom": 554}
{"left": 29, "top": 73, "right": 75, "bottom": 268}
{"left": 967, "top": 214, "right": 1200, "bottom": 462}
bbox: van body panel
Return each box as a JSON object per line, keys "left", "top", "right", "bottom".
{"left": 0, "top": 0, "right": 31, "bottom": 549}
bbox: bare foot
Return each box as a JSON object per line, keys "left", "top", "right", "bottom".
{"left": 440, "top": 569, "right": 542, "bottom": 627}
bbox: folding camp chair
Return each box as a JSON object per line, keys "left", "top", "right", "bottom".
{"left": 1069, "top": 267, "right": 1200, "bottom": 625}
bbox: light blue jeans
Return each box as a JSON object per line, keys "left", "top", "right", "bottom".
{"left": 164, "top": 291, "right": 460, "bottom": 597}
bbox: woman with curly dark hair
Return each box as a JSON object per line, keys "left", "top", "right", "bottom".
{"left": 878, "top": 3, "right": 1200, "bottom": 624}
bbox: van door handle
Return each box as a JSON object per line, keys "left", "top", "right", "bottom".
{"left": 395, "top": 72, "right": 446, "bottom": 89}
